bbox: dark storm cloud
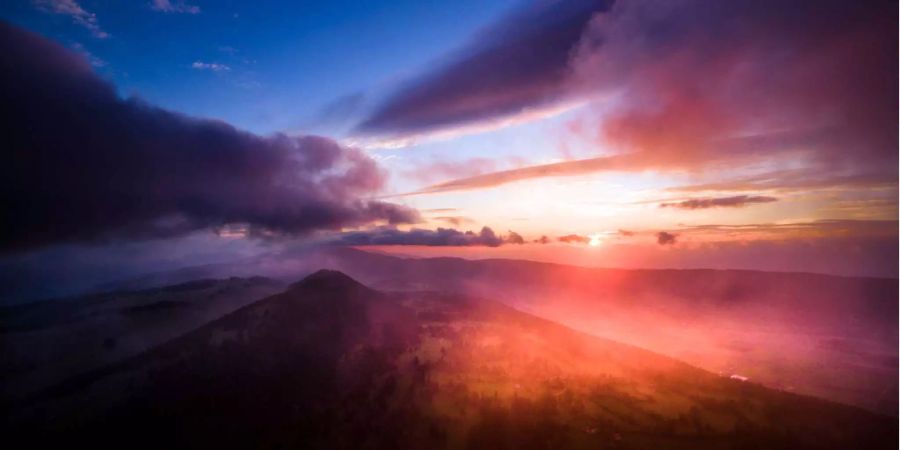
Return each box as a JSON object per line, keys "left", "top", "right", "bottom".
{"left": 354, "top": 0, "right": 610, "bottom": 138}
{"left": 660, "top": 195, "right": 778, "bottom": 210}
{"left": 656, "top": 232, "right": 678, "bottom": 246}
{"left": 0, "top": 22, "right": 419, "bottom": 253}
{"left": 337, "top": 226, "right": 507, "bottom": 247}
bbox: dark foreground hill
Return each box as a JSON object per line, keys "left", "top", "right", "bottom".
{"left": 0, "top": 276, "right": 284, "bottom": 403}
{"left": 5, "top": 270, "right": 895, "bottom": 449}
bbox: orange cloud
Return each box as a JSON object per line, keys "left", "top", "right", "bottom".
{"left": 402, "top": 154, "right": 631, "bottom": 196}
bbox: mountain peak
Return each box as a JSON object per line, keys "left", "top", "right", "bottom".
{"left": 289, "top": 269, "right": 368, "bottom": 292}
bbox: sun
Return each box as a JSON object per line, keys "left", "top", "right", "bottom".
{"left": 588, "top": 234, "right": 603, "bottom": 247}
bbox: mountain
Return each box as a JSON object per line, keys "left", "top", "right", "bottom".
{"left": 0, "top": 276, "right": 284, "bottom": 403}
{"left": 4, "top": 271, "right": 895, "bottom": 449}
{"left": 83, "top": 247, "right": 898, "bottom": 415}
{"left": 304, "top": 248, "right": 900, "bottom": 416}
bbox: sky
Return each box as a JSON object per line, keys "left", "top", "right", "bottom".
{"left": 1, "top": 0, "right": 897, "bottom": 301}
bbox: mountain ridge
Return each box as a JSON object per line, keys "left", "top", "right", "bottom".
{"left": 5, "top": 270, "right": 895, "bottom": 449}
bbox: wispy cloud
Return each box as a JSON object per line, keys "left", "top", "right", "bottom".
{"left": 33, "top": 0, "right": 108, "bottom": 38}
{"left": 677, "top": 219, "right": 898, "bottom": 241}
{"left": 421, "top": 208, "right": 458, "bottom": 214}
{"left": 70, "top": 42, "right": 106, "bottom": 67}
{"left": 191, "top": 61, "right": 230, "bottom": 72}
{"left": 403, "top": 157, "right": 499, "bottom": 185}
{"left": 666, "top": 170, "right": 897, "bottom": 194}
{"left": 431, "top": 216, "right": 474, "bottom": 227}
{"left": 396, "top": 155, "right": 894, "bottom": 215}
{"left": 150, "top": 0, "right": 200, "bottom": 14}
{"left": 659, "top": 195, "right": 778, "bottom": 210}
{"left": 399, "top": 154, "right": 629, "bottom": 196}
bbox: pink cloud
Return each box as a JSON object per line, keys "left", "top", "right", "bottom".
{"left": 659, "top": 195, "right": 778, "bottom": 210}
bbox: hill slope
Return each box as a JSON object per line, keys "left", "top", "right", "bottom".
{"left": 305, "top": 248, "right": 900, "bottom": 416}
{"left": 5, "top": 271, "right": 895, "bottom": 449}
{"left": 0, "top": 276, "right": 284, "bottom": 403}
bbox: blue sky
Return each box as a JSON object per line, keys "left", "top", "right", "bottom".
{"left": 2, "top": 0, "right": 515, "bottom": 133}
{"left": 1, "top": 0, "right": 895, "bottom": 302}
{"left": 0, "top": 0, "right": 592, "bottom": 197}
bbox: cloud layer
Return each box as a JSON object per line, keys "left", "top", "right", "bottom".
{"left": 0, "top": 22, "right": 418, "bottom": 253}
{"left": 408, "top": 155, "right": 627, "bottom": 195}
{"left": 354, "top": 0, "right": 609, "bottom": 139}
{"left": 574, "top": 0, "right": 895, "bottom": 170}
{"left": 388, "top": 0, "right": 895, "bottom": 196}
{"left": 151, "top": 0, "right": 200, "bottom": 14}
{"left": 337, "top": 226, "right": 511, "bottom": 247}
{"left": 191, "top": 61, "right": 230, "bottom": 71}
{"left": 659, "top": 195, "right": 778, "bottom": 210}
{"left": 33, "top": 0, "right": 108, "bottom": 38}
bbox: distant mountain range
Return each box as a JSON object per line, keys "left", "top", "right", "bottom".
{"left": 2, "top": 270, "right": 896, "bottom": 449}
{"left": 95, "top": 247, "right": 897, "bottom": 415}
{"left": 311, "top": 248, "right": 899, "bottom": 416}
{"left": 10, "top": 247, "right": 896, "bottom": 417}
